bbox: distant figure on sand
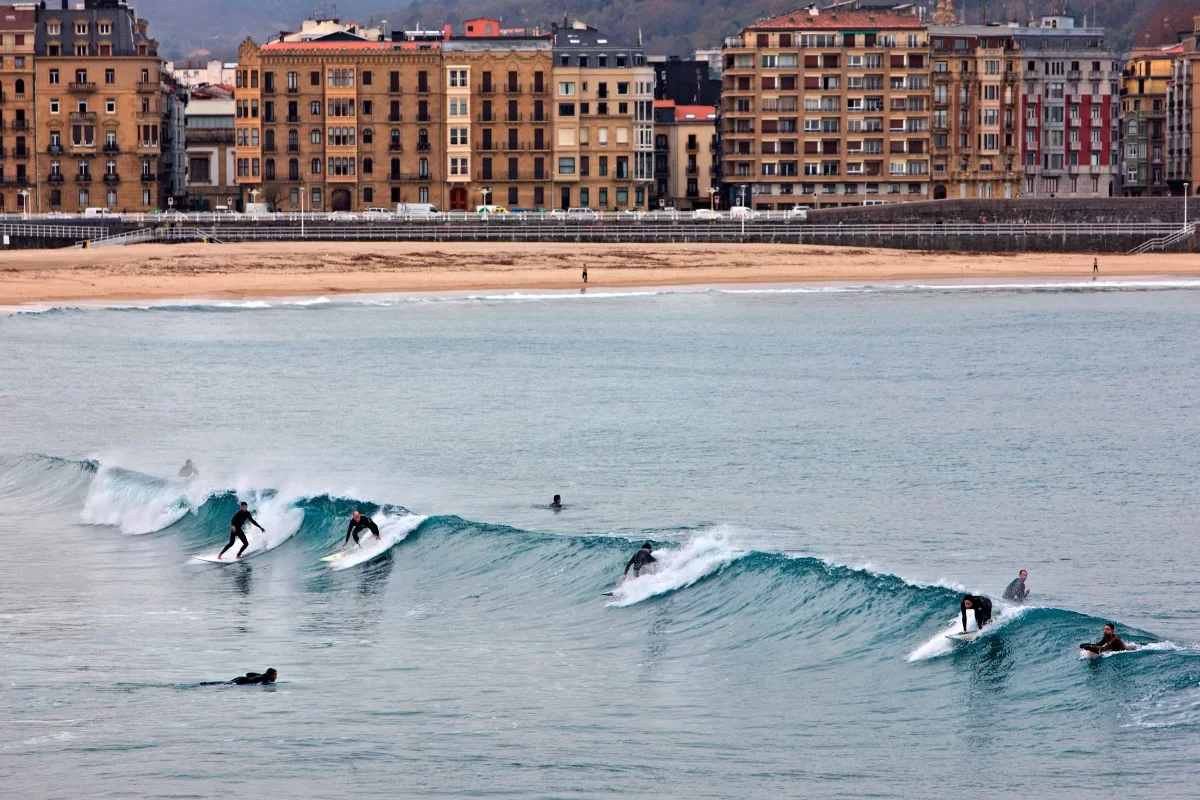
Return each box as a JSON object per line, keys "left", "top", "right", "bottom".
{"left": 343, "top": 510, "right": 381, "bottom": 548}
{"left": 622, "top": 543, "right": 657, "bottom": 582}
{"left": 1080, "top": 623, "right": 1133, "bottom": 654}
{"left": 550, "top": 494, "right": 563, "bottom": 510}
{"left": 218, "top": 502, "right": 265, "bottom": 560}
{"left": 178, "top": 459, "right": 199, "bottom": 479}
{"left": 960, "top": 595, "right": 993, "bottom": 632}
{"left": 582, "top": 266, "right": 588, "bottom": 283}
{"left": 1093, "top": 257, "right": 1099, "bottom": 275}
{"left": 1003, "top": 570, "right": 1031, "bottom": 603}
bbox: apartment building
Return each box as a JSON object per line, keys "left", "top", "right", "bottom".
{"left": 26, "top": 0, "right": 173, "bottom": 213}
{"left": 653, "top": 100, "right": 717, "bottom": 210}
{"left": 235, "top": 29, "right": 445, "bottom": 213}
{"left": 0, "top": 3, "right": 34, "bottom": 213}
{"left": 720, "top": 7, "right": 932, "bottom": 210}
{"left": 551, "top": 21, "right": 655, "bottom": 211}
{"left": 1015, "top": 16, "right": 1120, "bottom": 198}
{"left": 928, "top": 25, "right": 1023, "bottom": 200}
{"left": 1119, "top": 46, "right": 1174, "bottom": 197}
{"left": 1166, "top": 19, "right": 1200, "bottom": 195}
{"left": 184, "top": 94, "right": 235, "bottom": 209}
{"left": 442, "top": 23, "right": 553, "bottom": 210}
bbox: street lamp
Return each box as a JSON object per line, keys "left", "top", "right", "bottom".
{"left": 17, "top": 189, "right": 30, "bottom": 219}
{"left": 1185, "top": 182, "right": 1190, "bottom": 230}
{"left": 708, "top": 186, "right": 717, "bottom": 210}
{"left": 249, "top": 188, "right": 260, "bottom": 219}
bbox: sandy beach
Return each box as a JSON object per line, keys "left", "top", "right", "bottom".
{"left": 1, "top": 241, "right": 1197, "bottom": 305}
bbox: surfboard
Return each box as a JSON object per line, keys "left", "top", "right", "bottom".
{"left": 601, "top": 591, "right": 616, "bottom": 597}
{"left": 946, "top": 631, "right": 979, "bottom": 642}
{"left": 192, "top": 554, "right": 251, "bottom": 565}
{"left": 320, "top": 551, "right": 351, "bottom": 563}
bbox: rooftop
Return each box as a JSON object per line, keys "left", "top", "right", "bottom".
{"left": 748, "top": 8, "right": 925, "bottom": 31}
{"left": 0, "top": 6, "right": 35, "bottom": 31}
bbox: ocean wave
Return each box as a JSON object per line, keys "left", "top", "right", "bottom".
{"left": 5, "top": 278, "right": 1200, "bottom": 317}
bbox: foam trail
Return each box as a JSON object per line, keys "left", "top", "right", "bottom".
{"left": 326, "top": 513, "right": 426, "bottom": 571}
{"left": 80, "top": 466, "right": 201, "bottom": 535}
{"left": 605, "top": 531, "right": 744, "bottom": 608}
{"left": 907, "top": 604, "right": 1032, "bottom": 662}
{"left": 190, "top": 493, "right": 304, "bottom": 562}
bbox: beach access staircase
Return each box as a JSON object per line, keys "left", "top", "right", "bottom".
{"left": 1127, "top": 223, "right": 1196, "bottom": 254}
{"left": 77, "top": 227, "right": 223, "bottom": 248}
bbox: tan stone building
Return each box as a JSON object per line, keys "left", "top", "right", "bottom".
{"left": 0, "top": 3, "right": 34, "bottom": 213}
{"left": 1120, "top": 45, "right": 1174, "bottom": 197}
{"left": 928, "top": 25, "right": 1023, "bottom": 200}
{"left": 720, "top": 7, "right": 931, "bottom": 209}
{"left": 653, "top": 100, "right": 718, "bottom": 210}
{"left": 31, "top": 0, "right": 171, "bottom": 213}
{"left": 551, "top": 21, "right": 656, "bottom": 211}
{"left": 1166, "top": 18, "right": 1200, "bottom": 196}
{"left": 442, "top": 23, "right": 553, "bottom": 210}
{"left": 235, "top": 32, "right": 446, "bottom": 213}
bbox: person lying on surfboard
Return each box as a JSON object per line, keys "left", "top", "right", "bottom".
{"left": 342, "top": 510, "right": 381, "bottom": 548}
{"left": 202, "top": 668, "right": 278, "bottom": 686}
{"left": 960, "top": 595, "right": 993, "bottom": 632}
{"left": 217, "top": 502, "right": 265, "bottom": 560}
{"left": 1080, "top": 623, "right": 1133, "bottom": 654}
{"left": 621, "top": 543, "right": 657, "bottom": 582}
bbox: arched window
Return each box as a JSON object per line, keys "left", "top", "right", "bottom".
{"left": 390, "top": 129, "right": 400, "bottom": 148}
{"left": 310, "top": 158, "right": 321, "bottom": 174}
{"left": 288, "top": 158, "right": 299, "bottom": 179}
{"left": 15, "top": 78, "right": 25, "bottom": 95}
{"left": 362, "top": 128, "right": 373, "bottom": 144}
{"left": 311, "top": 129, "right": 322, "bottom": 144}
{"left": 362, "top": 157, "right": 373, "bottom": 175}
{"left": 264, "top": 159, "right": 275, "bottom": 180}
{"left": 264, "top": 129, "right": 275, "bottom": 149}
{"left": 390, "top": 157, "right": 400, "bottom": 178}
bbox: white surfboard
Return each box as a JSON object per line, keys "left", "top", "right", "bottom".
{"left": 190, "top": 504, "right": 305, "bottom": 565}
{"left": 192, "top": 553, "right": 250, "bottom": 565}
{"left": 320, "top": 514, "right": 425, "bottom": 571}
{"left": 946, "top": 631, "right": 980, "bottom": 642}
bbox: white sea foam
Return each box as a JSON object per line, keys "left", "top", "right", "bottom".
{"left": 906, "top": 604, "right": 1033, "bottom": 662}
{"left": 325, "top": 513, "right": 426, "bottom": 571}
{"left": 604, "top": 530, "right": 745, "bottom": 608}
{"left": 80, "top": 466, "right": 205, "bottom": 535}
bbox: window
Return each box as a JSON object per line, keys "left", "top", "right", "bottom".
{"left": 76, "top": 44, "right": 87, "bottom": 56}
{"left": 449, "top": 69, "right": 467, "bottom": 88}
{"left": 105, "top": 69, "right": 115, "bottom": 85}
{"left": 311, "top": 158, "right": 322, "bottom": 174}
{"left": 75, "top": 21, "right": 87, "bottom": 35}
{"left": 49, "top": 69, "right": 60, "bottom": 85}
{"left": 558, "top": 157, "right": 576, "bottom": 175}
{"left": 449, "top": 157, "right": 469, "bottom": 175}
{"left": 450, "top": 128, "right": 468, "bottom": 146}
{"left": 558, "top": 82, "right": 575, "bottom": 96}
{"left": 50, "top": 98, "right": 60, "bottom": 114}
{"left": 288, "top": 72, "right": 299, "bottom": 91}
{"left": 311, "top": 188, "right": 322, "bottom": 207}
{"left": 106, "top": 99, "right": 115, "bottom": 114}
{"left": 311, "top": 129, "right": 322, "bottom": 145}
{"left": 559, "top": 103, "right": 576, "bottom": 117}
{"left": 98, "top": 21, "right": 111, "bottom": 35}
{"left": 47, "top": 21, "right": 60, "bottom": 35}
{"left": 311, "top": 71, "right": 320, "bottom": 87}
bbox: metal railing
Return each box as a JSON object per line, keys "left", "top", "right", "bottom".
{"left": 1128, "top": 223, "right": 1196, "bottom": 254}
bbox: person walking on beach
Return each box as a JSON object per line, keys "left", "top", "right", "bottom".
{"left": 1093, "top": 257, "right": 1099, "bottom": 276}
{"left": 218, "top": 502, "right": 265, "bottom": 560}
{"left": 582, "top": 266, "right": 588, "bottom": 283}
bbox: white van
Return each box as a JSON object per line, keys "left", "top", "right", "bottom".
{"left": 81, "top": 207, "right": 117, "bottom": 217}
{"left": 396, "top": 203, "right": 438, "bottom": 216}
{"left": 566, "top": 207, "right": 600, "bottom": 220}
{"left": 863, "top": 199, "right": 890, "bottom": 206}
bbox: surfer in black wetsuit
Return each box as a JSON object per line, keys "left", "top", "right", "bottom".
{"left": 203, "top": 668, "right": 278, "bottom": 686}
{"left": 960, "top": 595, "right": 993, "bottom": 632}
{"left": 1002, "top": 570, "right": 1031, "bottom": 603}
{"left": 1081, "top": 623, "right": 1132, "bottom": 654}
{"left": 218, "top": 502, "right": 265, "bottom": 560}
{"left": 550, "top": 495, "right": 562, "bottom": 510}
{"left": 622, "top": 543, "right": 657, "bottom": 582}
{"left": 178, "top": 459, "right": 199, "bottom": 479}
{"left": 342, "top": 510, "right": 381, "bottom": 547}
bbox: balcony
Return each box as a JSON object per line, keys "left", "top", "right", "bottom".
{"left": 286, "top": 115, "right": 300, "bottom": 123}
{"left": 505, "top": 113, "right": 523, "bottom": 122}
{"left": 478, "top": 113, "right": 496, "bottom": 123}
{"left": 136, "top": 111, "right": 160, "bottom": 121}
{"left": 12, "top": 119, "right": 29, "bottom": 130}
{"left": 388, "top": 114, "right": 402, "bottom": 123}
{"left": 70, "top": 111, "right": 96, "bottom": 122}
{"left": 504, "top": 83, "right": 522, "bottom": 94}
{"left": 417, "top": 142, "right": 431, "bottom": 151}
{"left": 48, "top": 173, "right": 65, "bottom": 184}
{"left": 75, "top": 172, "right": 93, "bottom": 183}
{"left": 13, "top": 147, "right": 28, "bottom": 158}
{"left": 103, "top": 143, "right": 120, "bottom": 153}
{"left": 103, "top": 173, "right": 120, "bottom": 184}
{"left": 477, "top": 84, "right": 495, "bottom": 95}
{"left": 389, "top": 142, "right": 403, "bottom": 152}
{"left": 288, "top": 145, "right": 300, "bottom": 153}
{"left": 137, "top": 81, "right": 159, "bottom": 94}
{"left": 263, "top": 144, "right": 276, "bottom": 153}
{"left": 287, "top": 86, "right": 299, "bottom": 94}
{"left": 686, "top": 165, "right": 699, "bottom": 175}
{"left": 531, "top": 85, "right": 548, "bottom": 95}
{"left": 388, "top": 85, "right": 403, "bottom": 95}
{"left": 69, "top": 81, "right": 96, "bottom": 94}
{"left": 140, "top": 173, "right": 158, "bottom": 182}
{"left": 687, "top": 141, "right": 699, "bottom": 151}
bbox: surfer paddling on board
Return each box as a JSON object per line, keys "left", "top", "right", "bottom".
{"left": 960, "top": 595, "right": 993, "bottom": 632}
{"left": 217, "top": 502, "right": 265, "bottom": 560}
{"left": 1002, "top": 570, "right": 1031, "bottom": 603}
{"left": 622, "top": 543, "right": 657, "bottom": 582}
{"left": 1080, "top": 623, "right": 1134, "bottom": 654}
{"left": 343, "top": 511, "right": 381, "bottom": 548}
{"left": 202, "top": 668, "right": 278, "bottom": 686}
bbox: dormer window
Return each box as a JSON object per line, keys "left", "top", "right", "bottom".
{"left": 75, "top": 44, "right": 88, "bottom": 56}
{"left": 75, "top": 21, "right": 88, "bottom": 35}
{"left": 47, "top": 22, "right": 60, "bottom": 35}
{"left": 98, "top": 21, "right": 111, "bottom": 36}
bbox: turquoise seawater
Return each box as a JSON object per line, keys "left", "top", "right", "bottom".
{"left": 2, "top": 281, "right": 1199, "bottom": 798}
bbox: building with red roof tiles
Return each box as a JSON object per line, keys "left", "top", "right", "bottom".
{"left": 653, "top": 100, "right": 718, "bottom": 210}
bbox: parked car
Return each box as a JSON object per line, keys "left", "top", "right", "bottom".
{"left": 396, "top": 202, "right": 439, "bottom": 216}
{"left": 326, "top": 211, "right": 359, "bottom": 221}
{"left": 362, "top": 207, "right": 393, "bottom": 219}
{"left": 728, "top": 206, "right": 760, "bottom": 220}
{"left": 787, "top": 206, "right": 811, "bottom": 221}
{"left": 81, "top": 207, "right": 118, "bottom": 217}
{"left": 566, "top": 207, "right": 600, "bottom": 220}
{"left": 693, "top": 208, "right": 719, "bottom": 221}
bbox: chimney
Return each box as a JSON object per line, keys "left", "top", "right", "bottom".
{"left": 443, "top": 23, "right": 452, "bottom": 39}
{"left": 61, "top": 0, "right": 67, "bottom": 9}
